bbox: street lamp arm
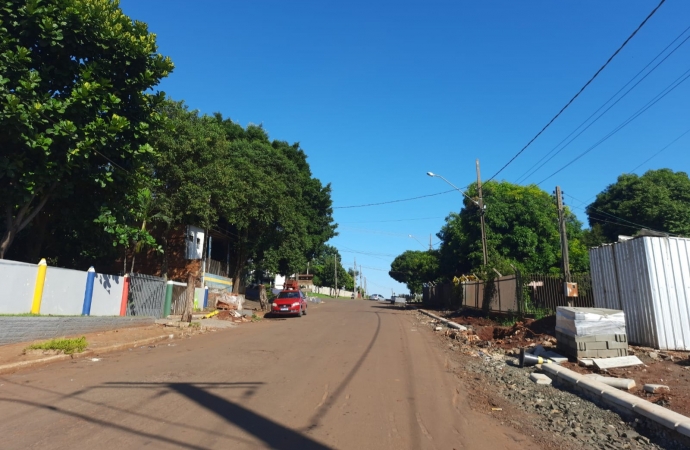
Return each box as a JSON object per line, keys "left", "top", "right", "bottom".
{"left": 427, "top": 172, "right": 479, "bottom": 206}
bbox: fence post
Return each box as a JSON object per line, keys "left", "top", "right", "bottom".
{"left": 516, "top": 269, "right": 523, "bottom": 316}
{"left": 30, "top": 258, "right": 48, "bottom": 314}
{"left": 81, "top": 266, "right": 96, "bottom": 316}
{"left": 119, "top": 274, "right": 130, "bottom": 316}
{"left": 163, "top": 280, "right": 174, "bottom": 317}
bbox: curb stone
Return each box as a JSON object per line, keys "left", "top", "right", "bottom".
{"left": 418, "top": 309, "right": 468, "bottom": 331}
{"left": 540, "top": 363, "right": 690, "bottom": 440}
{"left": 0, "top": 334, "right": 176, "bottom": 375}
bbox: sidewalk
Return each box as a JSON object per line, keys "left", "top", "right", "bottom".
{"left": 0, "top": 323, "right": 207, "bottom": 374}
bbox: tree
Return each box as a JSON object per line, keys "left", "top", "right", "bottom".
{"left": 586, "top": 169, "right": 690, "bottom": 243}
{"left": 213, "top": 116, "right": 336, "bottom": 290}
{"left": 0, "top": 0, "right": 173, "bottom": 258}
{"left": 389, "top": 250, "right": 440, "bottom": 294}
{"left": 436, "top": 181, "right": 588, "bottom": 278}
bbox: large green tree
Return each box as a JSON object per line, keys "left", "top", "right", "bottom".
{"left": 436, "top": 181, "right": 588, "bottom": 278}
{"left": 213, "top": 117, "right": 336, "bottom": 290}
{"left": 389, "top": 250, "right": 440, "bottom": 294}
{"left": 586, "top": 169, "right": 690, "bottom": 243}
{"left": 0, "top": 0, "right": 173, "bottom": 258}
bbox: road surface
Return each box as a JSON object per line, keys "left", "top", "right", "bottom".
{"left": 0, "top": 300, "right": 536, "bottom": 449}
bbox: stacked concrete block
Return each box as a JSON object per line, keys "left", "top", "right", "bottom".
{"left": 555, "top": 307, "right": 628, "bottom": 359}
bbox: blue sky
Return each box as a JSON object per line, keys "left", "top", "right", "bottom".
{"left": 120, "top": 0, "right": 690, "bottom": 295}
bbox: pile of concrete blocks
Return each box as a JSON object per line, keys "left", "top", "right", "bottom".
{"left": 555, "top": 307, "right": 628, "bottom": 359}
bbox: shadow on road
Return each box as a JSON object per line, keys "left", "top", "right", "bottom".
{"left": 1, "top": 380, "right": 332, "bottom": 450}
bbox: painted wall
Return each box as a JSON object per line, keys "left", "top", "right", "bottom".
{"left": 90, "top": 274, "right": 125, "bottom": 316}
{"left": 41, "top": 266, "right": 88, "bottom": 315}
{"left": 0, "top": 316, "right": 154, "bottom": 346}
{"left": 0, "top": 259, "right": 36, "bottom": 314}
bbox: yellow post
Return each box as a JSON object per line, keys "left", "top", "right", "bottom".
{"left": 31, "top": 258, "right": 48, "bottom": 314}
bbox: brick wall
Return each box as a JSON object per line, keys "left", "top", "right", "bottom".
{"left": 0, "top": 317, "right": 155, "bottom": 346}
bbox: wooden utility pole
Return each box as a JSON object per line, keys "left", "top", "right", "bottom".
{"left": 555, "top": 186, "right": 571, "bottom": 282}
{"left": 429, "top": 234, "right": 432, "bottom": 251}
{"left": 476, "top": 159, "right": 488, "bottom": 266}
{"left": 354, "top": 257, "right": 357, "bottom": 298}
{"left": 359, "top": 265, "right": 363, "bottom": 297}
{"left": 182, "top": 271, "right": 197, "bottom": 323}
{"left": 334, "top": 255, "right": 338, "bottom": 297}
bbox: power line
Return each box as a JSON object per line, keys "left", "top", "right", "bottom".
{"left": 515, "top": 25, "right": 690, "bottom": 184}
{"left": 536, "top": 66, "right": 690, "bottom": 186}
{"left": 333, "top": 189, "right": 456, "bottom": 209}
{"left": 564, "top": 193, "right": 673, "bottom": 235}
{"left": 628, "top": 127, "right": 690, "bottom": 173}
{"left": 486, "top": 0, "right": 667, "bottom": 182}
{"left": 339, "top": 216, "right": 445, "bottom": 224}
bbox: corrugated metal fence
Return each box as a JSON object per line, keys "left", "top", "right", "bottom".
{"left": 127, "top": 273, "right": 166, "bottom": 318}
{"left": 590, "top": 236, "right": 690, "bottom": 350}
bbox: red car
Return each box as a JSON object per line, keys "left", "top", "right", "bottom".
{"left": 271, "top": 290, "right": 308, "bottom": 317}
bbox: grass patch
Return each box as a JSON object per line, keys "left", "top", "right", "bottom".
{"left": 26, "top": 336, "right": 88, "bottom": 354}
{"left": 309, "top": 292, "right": 351, "bottom": 299}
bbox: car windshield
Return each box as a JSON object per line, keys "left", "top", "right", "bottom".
{"left": 277, "top": 291, "right": 301, "bottom": 299}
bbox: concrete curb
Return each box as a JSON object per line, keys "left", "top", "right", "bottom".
{"left": 540, "top": 363, "right": 690, "bottom": 439}
{"left": 0, "top": 334, "right": 175, "bottom": 375}
{"left": 418, "top": 309, "right": 467, "bottom": 331}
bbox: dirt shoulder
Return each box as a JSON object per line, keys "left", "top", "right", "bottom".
{"left": 417, "top": 308, "right": 688, "bottom": 450}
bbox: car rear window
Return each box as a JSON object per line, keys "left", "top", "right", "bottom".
{"left": 278, "top": 291, "right": 301, "bottom": 299}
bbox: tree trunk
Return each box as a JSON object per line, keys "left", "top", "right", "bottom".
{"left": 259, "top": 284, "right": 268, "bottom": 311}
{"left": 182, "top": 271, "right": 196, "bottom": 323}
{"left": 1, "top": 186, "right": 56, "bottom": 259}
{"left": 161, "top": 229, "right": 170, "bottom": 280}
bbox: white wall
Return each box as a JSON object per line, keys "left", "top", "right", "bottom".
{"left": 90, "top": 274, "right": 124, "bottom": 316}
{"left": 41, "top": 266, "right": 88, "bottom": 315}
{"left": 0, "top": 259, "right": 37, "bottom": 314}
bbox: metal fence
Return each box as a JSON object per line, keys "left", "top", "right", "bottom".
{"left": 462, "top": 275, "right": 518, "bottom": 313}
{"left": 423, "top": 272, "right": 594, "bottom": 315}
{"left": 206, "top": 259, "right": 228, "bottom": 277}
{"left": 127, "top": 273, "right": 167, "bottom": 318}
{"left": 523, "top": 273, "right": 594, "bottom": 311}
{"left": 170, "top": 282, "right": 189, "bottom": 315}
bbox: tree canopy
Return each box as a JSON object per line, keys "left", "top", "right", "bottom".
{"left": 586, "top": 169, "right": 690, "bottom": 243}
{"left": 389, "top": 250, "right": 440, "bottom": 294}
{"left": 428, "top": 181, "right": 589, "bottom": 284}
{"left": 0, "top": 0, "right": 173, "bottom": 258}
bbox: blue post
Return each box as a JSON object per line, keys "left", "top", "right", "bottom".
{"left": 203, "top": 286, "right": 209, "bottom": 309}
{"left": 82, "top": 266, "right": 96, "bottom": 316}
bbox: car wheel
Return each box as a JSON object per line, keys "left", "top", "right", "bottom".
{"left": 297, "top": 308, "right": 303, "bottom": 317}
{"left": 303, "top": 306, "right": 307, "bottom": 316}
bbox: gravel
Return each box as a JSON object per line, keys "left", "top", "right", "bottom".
{"left": 419, "top": 312, "right": 687, "bottom": 450}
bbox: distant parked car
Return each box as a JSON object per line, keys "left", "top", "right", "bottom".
{"left": 369, "top": 294, "right": 385, "bottom": 301}
{"left": 271, "top": 290, "right": 307, "bottom": 317}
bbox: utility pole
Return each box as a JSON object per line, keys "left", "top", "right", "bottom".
{"left": 334, "top": 255, "right": 338, "bottom": 296}
{"left": 354, "top": 257, "right": 357, "bottom": 298}
{"left": 429, "top": 234, "right": 432, "bottom": 251}
{"left": 476, "top": 159, "right": 488, "bottom": 266}
{"left": 359, "top": 265, "right": 363, "bottom": 298}
{"left": 555, "top": 186, "right": 571, "bottom": 283}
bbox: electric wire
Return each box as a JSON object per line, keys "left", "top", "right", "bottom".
{"left": 333, "top": 189, "right": 456, "bottom": 209}
{"left": 628, "top": 127, "right": 690, "bottom": 173}
{"left": 536, "top": 66, "right": 690, "bottom": 186}
{"left": 515, "top": 25, "right": 690, "bottom": 184}
{"left": 564, "top": 193, "right": 674, "bottom": 235}
{"left": 486, "top": 0, "right": 667, "bottom": 183}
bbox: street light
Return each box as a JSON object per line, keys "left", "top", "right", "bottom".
{"left": 426, "top": 172, "right": 479, "bottom": 206}
{"left": 408, "top": 234, "right": 426, "bottom": 250}
{"left": 427, "top": 171, "right": 488, "bottom": 265}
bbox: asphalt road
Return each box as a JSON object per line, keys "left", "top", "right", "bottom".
{"left": 0, "top": 300, "right": 536, "bottom": 449}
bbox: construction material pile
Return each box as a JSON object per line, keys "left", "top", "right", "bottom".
{"left": 555, "top": 307, "right": 628, "bottom": 359}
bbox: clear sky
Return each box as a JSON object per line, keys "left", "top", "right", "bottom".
{"left": 120, "top": 0, "right": 690, "bottom": 295}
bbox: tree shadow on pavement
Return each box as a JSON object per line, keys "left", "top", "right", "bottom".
{"left": 1, "top": 380, "right": 332, "bottom": 450}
